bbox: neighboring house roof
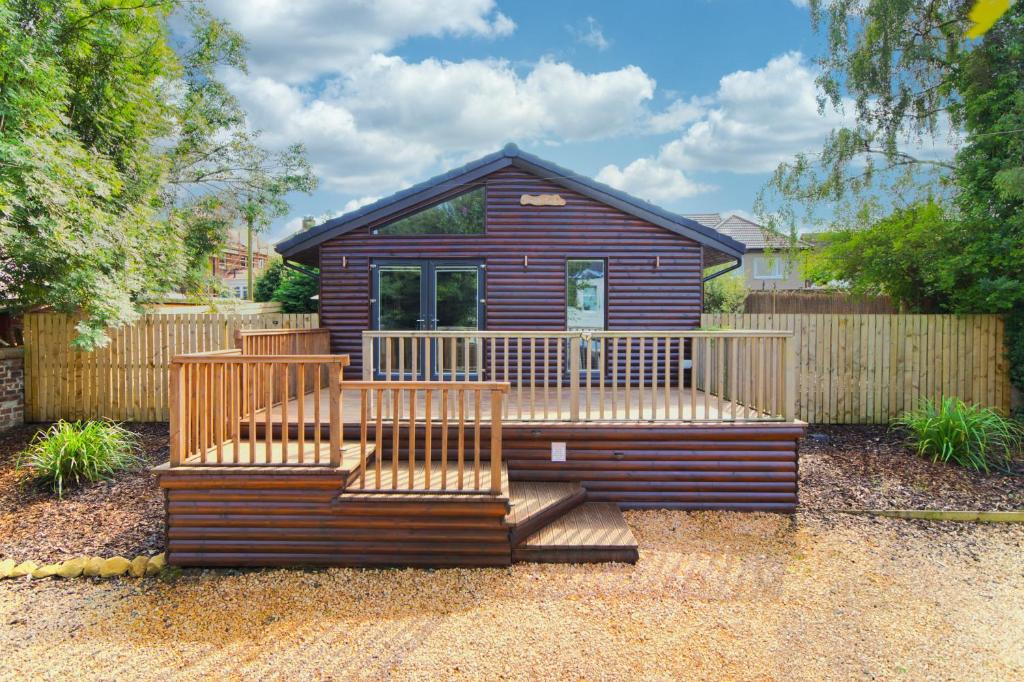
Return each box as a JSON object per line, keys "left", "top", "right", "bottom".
{"left": 684, "top": 213, "right": 809, "bottom": 251}
{"left": 682, "top": 213, "right": 725, "bottom": 230}
{"left": 276, "top": 144, "right": 745, "bottom": 266}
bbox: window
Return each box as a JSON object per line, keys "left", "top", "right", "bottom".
{"left": 233, "top": 285, "right": 248, "bottom": 299}
{"left": 374, "top": 187, "right": 485, "bottom": 235}
{"left": 567, "top": 259, "right": 605, "bottom": 373}
{"left": 753, "top": 256, "right": 783, "bottom": 280}
{"left": 566, "top": 259, "right": 606, "bottom": 329}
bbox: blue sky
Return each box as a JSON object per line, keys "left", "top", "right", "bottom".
{"left": 201, "top": 1, "right": 840, "bottom": 243}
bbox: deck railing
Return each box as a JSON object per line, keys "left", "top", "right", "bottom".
{"left": 169, "top": 351, "right": 348, "bottom": 467}
{"left": 169, "top": 328, "right": 510, "bottom": 494}
{"left": 362, "top": 330, "right": 797, "bottom": 422}
{"left": 235, "top": 327, "right": 331, "bottom": 356}
{"left": 342, "top": 381, "right": 509, "bottom": 494}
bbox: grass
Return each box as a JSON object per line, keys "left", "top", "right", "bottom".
{"left": 894, "top": 398, "right": 1023, "bottom": 473}
{"left": 17, "top": 420, "right": 143, "bottom": 498}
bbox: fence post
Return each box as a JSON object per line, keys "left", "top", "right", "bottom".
{"left": 329, "top": 361, "right": 343, "bottom": 467}
{"left": 783, "top": 334, "right": 797, "bottom": 421}
{"left": 490, "top": 389, "right": 504, "bottom": 493}
{"left": 362, "top": 333, "right": 373, "bottom": 381}
{"left": 569, "top": 335, "right": 580, "bottom": 422}
{"left": 168, "top": 361, "right": 184, "bottom": 466}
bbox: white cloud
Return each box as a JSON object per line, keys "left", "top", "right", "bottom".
{"left": 569, "top": 17, "right": 610, "bottom": 51}
{"left": 645, "top": 98, "right": 705, "bottom": 133}
{"left": 596, "top": 158, "right": 714, "bottom": 202}
{"left": 603, "top": 52, "right": 852, "bottom": 184}
{"left": 227, "top": 56, "right": 657, "bottom": 194}
{"left": 205, "top": 0, "right": 515, "bottom": 83}
{"left": 659, "top": 52, "right": 851, "bottom": 173}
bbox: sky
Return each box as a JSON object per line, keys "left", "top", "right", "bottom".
{"left": 200, "top": 0, "right": 845, "bottom": 244}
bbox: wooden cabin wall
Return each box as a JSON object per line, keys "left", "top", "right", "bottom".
{"left": 318, "top": 167, "right": 705, "bottom": 377}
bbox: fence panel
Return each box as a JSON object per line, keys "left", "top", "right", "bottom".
{"left": 702, "top": 313, "right": 1011, "bottom": 423}
{"left": 23, "top": 312, "right": 318, "bottom": 422}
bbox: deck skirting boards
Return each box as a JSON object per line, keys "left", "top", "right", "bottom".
{"left": 504, "top": 422, "right": 805, "bottom": 513}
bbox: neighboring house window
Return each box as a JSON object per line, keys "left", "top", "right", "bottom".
{"left": 234, "top": 285, "right": 248, "bottom": 298}
{"left": 374, "top": 187, "right": 485, "bottom": 235}
{"left": 753, "top": 256, "right": 783, "bottom": 280}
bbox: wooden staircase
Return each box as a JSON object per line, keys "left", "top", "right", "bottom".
{"left": 506, "top": 480, "right": 638, "bottom": 564}
{"left": 330, "top": 450, "right": 638, "bottom": 566}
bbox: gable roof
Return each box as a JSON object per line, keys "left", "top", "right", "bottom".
{"left": 684, "top": 212, "right": 809, "bottom": 251}
{"left": 682, "top": 212, "right": 725, "bottom": 229}
{"left": 276, "top": 144, "right": 745, "bottom": 265}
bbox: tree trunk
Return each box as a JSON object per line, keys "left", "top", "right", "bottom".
{"left": 246, "top": 218, "right": 254, "bottom": 300}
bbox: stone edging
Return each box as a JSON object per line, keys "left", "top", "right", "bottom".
{"left": 0, "top": 347, "right": 24, "bottom": 360}
{"left": 834, "top": 510, "right": 1024, "bottom": 522}
{"left": 0, "top": 553, "right": 166, "bottom": 580}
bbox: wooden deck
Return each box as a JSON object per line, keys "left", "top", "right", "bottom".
{"left": 261, "top": 385, "right": 778, "bottom": 426}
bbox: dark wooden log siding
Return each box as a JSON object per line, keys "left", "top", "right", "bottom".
{"left": 504, "top": 423, "right": 804, "bottom": 513}
{"left": 160, "top": 468, "right": 511, "bottom": 567}
{"left": 319, "top": 167, "right": 705, "bottom": 377}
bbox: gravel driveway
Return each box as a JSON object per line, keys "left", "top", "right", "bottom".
{"left": 2, "top": 509, "right": 1022, "bottom": 681}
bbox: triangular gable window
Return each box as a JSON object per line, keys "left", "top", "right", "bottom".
{"left": 373, "top": 187, "right": 485, "bottom": 235}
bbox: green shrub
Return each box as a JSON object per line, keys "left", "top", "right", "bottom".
{"left": 894, "top": 398, "right": 1023, "bottom": 472}
{"left": 703, "top": 273, "right": 747, "bottom": 313}
{"left": 18, "top": 420, "right": 143, "bottom": 497}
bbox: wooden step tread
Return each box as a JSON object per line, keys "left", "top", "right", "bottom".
{"left": 180, "top": 441, "right": 372, "bottom": 469}
{"left": 341, "top": 461, "right": 509, "bottom": 500}
{"left": 507, "top": 481, "right": 586, "bottom": 545}
{"left": 507, "top": 481, "right": 582, "bottom": 527}
{"left": 512, "top": 502, "right": 639, "bottom": 564}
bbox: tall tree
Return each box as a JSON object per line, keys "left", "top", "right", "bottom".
{"left": 755, "top": 0, "right": 971, "bottom": 234}
{"left": 0, "top": 1, "right": 316, "bottom": 346}
{"left": 764, "top": 1, "right": 1024, "bottom": 392}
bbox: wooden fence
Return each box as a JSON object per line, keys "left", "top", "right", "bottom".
{"left": 23, "top": 312, "right": 318, "bottom": 422}
{"left": 703, "top": 314, "right": 1011, "bottom": 423}
{"left": 743, "top": 290, "right": 897, "bottom": 314}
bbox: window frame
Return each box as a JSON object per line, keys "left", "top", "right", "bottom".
{"left": 565, "top": 257, "right": 608, "bottom": 331}
{"left": 752, "top": 254, "right": 784, "bottom": 280}
{"left": 371, "top": 185, "right": 487, "bottom": 237}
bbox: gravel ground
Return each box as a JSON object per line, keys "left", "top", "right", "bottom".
{"left": 1, "top": 510, "right": 1022, "bottom": 681}
{"left": 2, "top": 423, "right": 1022, "bottom": 679}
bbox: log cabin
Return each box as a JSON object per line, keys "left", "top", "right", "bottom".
{"left": 155, "top": 144, "right": 806, "bottom": 568}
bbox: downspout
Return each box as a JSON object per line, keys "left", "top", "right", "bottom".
{"left": 701, "top": 257, "right": 742, "bottom": 283}
{"left": 282, "top": 259, "right": 318, "bottom": 279}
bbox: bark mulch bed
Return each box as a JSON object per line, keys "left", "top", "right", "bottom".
{"left": 799, "top": 424, "right": 1024, "bottom": 513}
{"left": 0, "top": 423, "right": 168, "bottom": 564}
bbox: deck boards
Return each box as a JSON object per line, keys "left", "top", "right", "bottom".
{"left": 512, "top": 502, "right": 638, "bottom": 564}
{"left": 342, "top": 460, "right": 508, "bottom": 498}
{"left": 183, "top": 441, "right": 370, "bottom": 468}
{"left": 260, "top": 385, "right": 771, "bottom": 426}
{"left": 506, "top": 481, "right": 580, "bottom": 526}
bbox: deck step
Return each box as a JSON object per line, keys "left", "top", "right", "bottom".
{"left": 507, "top": 481, "right": 586, "bottom": 545}
{"left": 182, "top": 440, "right": 370, "bottom": 470}
{"left": 512, "top": 502, "right": 639, "bottom": 564}
{"left": 340, "top": 461, "right": 510, "bottom": 499}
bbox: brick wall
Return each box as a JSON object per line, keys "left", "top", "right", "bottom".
{"left": 0, "top": 348, "right": 24, "bottom": 432}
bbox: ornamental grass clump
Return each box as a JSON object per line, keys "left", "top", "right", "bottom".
{"left": 894, "top": 398, "right": 1023, "bottom": 473}
{"left": 18, "top": 420, "right": 142, "bottom": 498}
